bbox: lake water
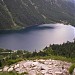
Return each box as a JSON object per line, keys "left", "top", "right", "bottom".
{"left": 0, "top": 23, "right": 75, "bottom": 51}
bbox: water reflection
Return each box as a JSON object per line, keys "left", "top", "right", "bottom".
{"left": 0, "top": 23, "right": 74, "bottom": 51}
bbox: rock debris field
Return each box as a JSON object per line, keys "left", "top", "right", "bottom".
{"left": 2, "top": 59, "right": 71, "bottom": 75}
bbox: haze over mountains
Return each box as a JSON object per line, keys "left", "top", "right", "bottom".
{"left": 0, "top": 0, "right": 75, "bottom": 30}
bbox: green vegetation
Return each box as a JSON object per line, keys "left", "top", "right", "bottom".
{"left": 7, "top": 58, "right": 23, "bottom": 65}
{"left": 0, "top": 41, "right": 75, "bottom": 74}
{"left": 50, "top": 41, "right": 75, "bottom": 58}
{"left": 0, "top": 71, "right": 28, "bottom": 75}
{"left": 0, "top": 41, "right": 75, "bottom": 67}
{"left": 0, "top": 0, "right": 75, "bottom": 30}
{"left": 0, "top": 71, "right": 18, "bottom": 75}
{"left": 69, "top": 64, "right": 75, "bottom": 74}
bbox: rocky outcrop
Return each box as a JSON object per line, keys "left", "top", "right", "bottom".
{"left": 1, "top": 59, "right": 71, "bottom": 75}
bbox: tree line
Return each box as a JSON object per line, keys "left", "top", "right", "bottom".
{"left": 0, "top": 41, "right": 75, "bottom": 67}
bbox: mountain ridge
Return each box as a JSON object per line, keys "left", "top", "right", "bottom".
{"left": 0, "top": 0, "right": 75, "bottom": 30}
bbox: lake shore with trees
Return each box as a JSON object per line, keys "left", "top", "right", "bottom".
{"left": 0, "top": 41, "right": 75, "bottom": 74}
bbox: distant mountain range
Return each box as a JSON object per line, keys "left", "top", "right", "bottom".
{"left": 0, "top": 0, "right": 75, "bottom": 30}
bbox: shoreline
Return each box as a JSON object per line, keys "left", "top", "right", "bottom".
{"left": 0, "top": 22, "right": 74, "bottom": 31}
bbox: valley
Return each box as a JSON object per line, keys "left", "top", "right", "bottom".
{"left": 0, "top": 0, "right": 75, "bottom": 75}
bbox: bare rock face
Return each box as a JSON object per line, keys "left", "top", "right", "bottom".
{"left": 2, "top": 59, "right": 71, "bottom": 75}
{"left": 73, "top": 68, "right": 75, "bottom": 75}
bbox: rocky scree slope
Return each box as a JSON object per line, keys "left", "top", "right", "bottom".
{"left": 2, "top": 59, "right": 71, "bottom": 75}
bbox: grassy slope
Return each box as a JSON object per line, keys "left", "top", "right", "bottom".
{"left": 0, "top": 0, "right": 75, "bottom": 29}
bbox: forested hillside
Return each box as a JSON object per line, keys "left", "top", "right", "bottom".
{"left": 0, "top": 0, "right": 75, "bottom": 29}
{"left": 0, "top": 41, "right": 75, "bottom": 68}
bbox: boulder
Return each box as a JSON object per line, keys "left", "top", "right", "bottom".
{"left": 14, "top": 64, "right": 20, "bottom": 69}
{"left": 3, "top": 66, "right": 9, "bottom": 71}
{"left": 0, "top": 69, "right": 2, "bottom": 72}
{"left": 8, "top": 67, "right": 13, "bottom": 72}
{"left": 73, "top": 68, "right": 75, "bottom": 75}
{"left": 55, "top": 71, "right": 63, "bottom": 75}
{"left": 29, "top": 70, "right": 36, "bottom": 75}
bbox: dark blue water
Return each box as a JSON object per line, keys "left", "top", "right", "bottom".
{"left": 0, "top": 23, "right": 74, "bottom": 51}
